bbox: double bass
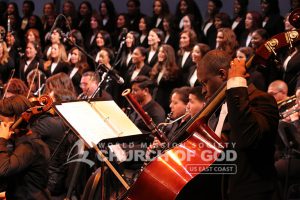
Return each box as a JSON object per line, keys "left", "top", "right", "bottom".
{"left": 121, "top": 9, "right": 300, "bottom": 200}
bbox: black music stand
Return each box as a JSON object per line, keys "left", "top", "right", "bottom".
{"left": 53, "top": 100, "right": 143, "bottom": 199}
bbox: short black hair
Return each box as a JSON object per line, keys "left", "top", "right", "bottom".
{"left": 189, "top": 86, "right": 205, "bottom": 102}
{"left": 210, "top": 0, "right": 223, "bottom": 9}
{"left": 23, "top": 0, "right": 35, "bottom": 12}
{"left": 131, "top": 75, "right": 156, "bottom": 94}
{"left": 171, "top": 86, "right": 191, "bottom": 104}
{"left": 134, "top": 46, "right": 147, "bottom": 57}
{"left": 82, "top": 71, "right": 100, "bottom": 83}
{"left": 127, "top": 0, "right": 141, "bottom": 7}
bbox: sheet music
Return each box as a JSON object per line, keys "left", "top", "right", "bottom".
{"left": 55, "top": 101, "right": 142, "bottom": 148}
{"left": 91, "top": 101, "right": 141, "bottom": 137}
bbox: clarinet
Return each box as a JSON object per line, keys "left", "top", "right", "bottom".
{"left": 159, "top": 112, "right": 173, "bottom": 136}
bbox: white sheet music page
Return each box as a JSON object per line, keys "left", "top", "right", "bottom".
{"left": 55, "top": 101, "right": 142, "bottom": 148}
{"left": 91, "top": 101, "right": 142, "bottom": 137}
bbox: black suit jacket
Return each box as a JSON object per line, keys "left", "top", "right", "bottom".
{"left": 0, "top": 133, "right": 51, "bottom": 200}
{"left": 139, "top": 34, "right": 149, "bottom": 49}
{"left": 0, "top": 58, "right": 14, "bottom": 84}
{"left": 153, "top": 74, "right": 183, "bottom": 113}
{"left": 185, "top": 65, "right": 201, "bottom": 87}
{"left": 283, "top": 50, "right": 300, "bottom": 95}
{"left": 123, "top": 64, "right": 151, "bottom": 89}
{"left": 225, "top": 84, "right": 278, "bottom": 199}
{"left": 232, "top": 17, "right": 246, "bottom": 42}
{"left": 18, "top": 58, "right": 44, "bottom": 82}
{"left": 44, "top": 61, "right": 70, "bottom": 77}
{"left": 101, "top": 17, "right": 116, "bottom": 33}
{"left": 127, "top": 12, "right": 145, "bottom": 32}
{"left": 202, "top": 21, "right": 217, "bottom": 49}
{"left": 145, "top": 50, "right": 158, "bottom": 68}
{"left": 150, "top": 16, "right": 163, "bottom": 30}
{"left": 165, "top": 32, "right": 179, "bottom": 53}
{"left": 84, "top": 32, "right": 98, "bottom": 52}
{"left": 238, "top": 30, "right": 251, "bottom": 47}
{"left": 129, "top": 99, "right": 166, "bottom": 134}
{"left": 177, "top": 52, "right": 194, "bottom": 84}
{"left": 69, "top": 70, "right": 82, "bottom": 96}
{"left": 263, "top": 14, "right": 284, "bottom": 37}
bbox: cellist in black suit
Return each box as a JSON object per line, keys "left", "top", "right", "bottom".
{"left": 197, "top": 50, "right": 278, "bottom": 200}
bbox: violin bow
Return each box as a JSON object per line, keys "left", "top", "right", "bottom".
{"left": 26, "top": 63, "right": 39, "bottom": 98}
{"left": 2, "top": 69, "right": 15, "bottom": 99}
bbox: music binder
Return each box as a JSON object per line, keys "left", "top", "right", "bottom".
{"left": 54, "top": 100, "right": 138, "bottom": 191}
{"left": 54, "top": 100, "right": 142, "bottom": 148}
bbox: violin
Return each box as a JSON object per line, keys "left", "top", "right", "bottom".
{"left": 10, "top": 95, "right": 53, "bottom": 134}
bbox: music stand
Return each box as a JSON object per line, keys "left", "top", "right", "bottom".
{"left": 53, "top": 100, "right": 143, "bottom": 195}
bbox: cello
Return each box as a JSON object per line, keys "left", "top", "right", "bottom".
{"left": 121, "top": 9, "right": 300, "bottom": 200}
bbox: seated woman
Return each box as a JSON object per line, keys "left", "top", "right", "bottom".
{"left": 43, "top": 72, "right": 77, "bottom": 97}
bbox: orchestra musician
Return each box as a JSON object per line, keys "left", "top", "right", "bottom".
{"left": 147, "top": 86, "right": 191, "bottom": 154}
{"left": 197, "top": 50, "right": 279, "bottom": 200}
{"left": 78, "top": 71, "right": 112, "bottom": 100}
{"left": 31, "top": 87, "right": 76, "bottom": 198}
{"left": 272, "top": 82, "right": 300, "bottom": 197}
{"left": 0, "top": 95, "right": 51, "bottom": 200}
{"left": 187, "top": 86, "right": 206, "bottom": 118}
{"left": 268, "top": 80, "right": 288, "bottom": 102}
{"left": 163, "top": 86, "right": 191, "bottom": 140}
{"left": 128, "top": 75, "right": 165, "bottom": 134}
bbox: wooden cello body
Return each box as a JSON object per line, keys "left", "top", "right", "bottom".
{"left": 123, "top": 124, "right": 223, "bottom": 200}
{"left": 122, "top": 85, "right": 227, "bottom": 200}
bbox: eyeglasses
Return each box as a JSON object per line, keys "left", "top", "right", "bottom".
{"left": 79, "top": 82, "right": 88, "bottom": 87}
{"left": 268, "top": 91, "right": 282, "bottom": 96}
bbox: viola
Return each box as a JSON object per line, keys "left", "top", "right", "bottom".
{"left": 121, "top": 9, "right": 300, "bottom": 200}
